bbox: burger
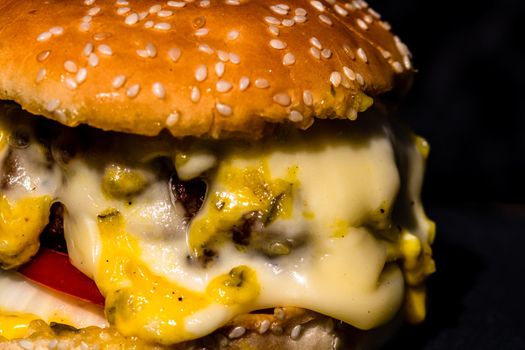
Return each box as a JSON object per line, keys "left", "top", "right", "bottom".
{"left": 0, "top": 0, "right": 436, "bottom": 348}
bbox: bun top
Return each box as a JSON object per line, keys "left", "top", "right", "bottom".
{"left": 0, "top": 0, "right": 413, "bottom": 138}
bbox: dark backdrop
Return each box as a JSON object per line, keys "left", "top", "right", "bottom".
{"left": 367, "top": 1, "right": 525, "bottom": 348}
{"left": 369, "top": 0, "right": 525, "bottom": 204}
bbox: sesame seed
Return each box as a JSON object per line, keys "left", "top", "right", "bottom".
{"left": 146, "top": 43, "right": 157, "bottom": 57}
{"left": 37, "top": 50, "right": 51, "bottom": 62}
{"left": 83, "top": 0, "right": 95, "bottom": 5}
{"left": 343, "top": 66, "right": 356, "bottom": 80}
{"left": 167, "top": 1, "right": 186, "bottom": 8}
{"left": 342, "top": 44, "right": 355, "bottom": 59}
{"left": 116, "top": 0, "right": 129, "bottom": 5}
{"left": 381, "top": 49, "right": 392, "bottom": 59}
{"left": 273, "top": 93, "right": 291, "bottom": 106}
{"left": 152, "top": 82, "right": 166, "bottom": 98}
{"left": 64, "top": 60, "right": 78, "bottom": 73}
{"left": 116, "top": 7, "right": 130, "bottom": 15}
{"left": 309, "top": 47, "right": 321, "bottom": 59}
{"left": 198, "top": 44, "right": 214, "bottom": 54}
{"left": 76, "top": 68, "right": 87, "bottom": 83}
{"left": 126, "top": 84, "right": 141, "bottom": 98}
{"left": 229, "top": 52, "right": 240, "bottom": 64}
{"left": 310, "top": 0, "right": 325, "bottom": 12}
{"left": 65, "top": 77, "right": 78, "bottom": 90}
{"left": 36, "top": 31, "right": 52, "bottom": 42}
{"left": 227, "top": 30, "right": 240, "bottom": 40}
{"left": 88, "top": 53, "right": 99, "bottom": 67}
{"left": 54, "top": 109, "right": 67, "bottom": 122}
{"left": 270, "top": 39, "right": 286, "bottom": 50}
{"left": 368, "top": 8, "right": 381, "bottom": 19}
{"left": 158, "top": 10, "right": 173, "bottom": 17}
{"left": 125, "top": 13, "right": 139, "bottom": 25}
{"left": 258, "top": 320, "right": 270, "bottom": 334}
{"left": 168, "top": 47, "right": 181, "bottom": 62}
{"left": 144, "top": 20, "right": 154, "bottom": 28}
{"left": 395, "top": 36, "right": 410, "bottom": 57}
{"left": 357, "top": 18, "right": 368, "bottom": 30}
{"left": 282, "top": 19, "right": 295, "bottom": 27}
{"left": 391, "top": 61, "right": 403, "bottom": 73}
{"left": 138, "top": 11, "right": 148, "bottom": 20}
{"left": 216, "top": 102, "right": 233, "bottom": 116}
{"left": 190, "top": 86, "right": 200, "bottom": 102}
{"left": 136, "top": 49, "right": 149, "bottom": 58}
{"left": 166, "top": 111, "right": 180, "bottom": 126}
{"left": 97, "top": 44, "right": 113, "bottom": 56}
{"left": 79, "top": 22, "right": 91, "bottom": 32}
{"left": 330, "top": 71, "right": 342, "bottom": 87}
{"left": 239, "top": 76, "right": 250, "bottom": 91}
{"left": 226, "top": 0, "right": 240, "bottom": 5}
{"left": 290, "top": 324, "right": 302, "bottom": 340}
{"left": 18, "top": 340, "right": 33, "bottom": 350}
{"left": 149, "top": 4, "right": 161, "bottom": 13}
{"left": 216, "top": 80, "right": 232, "bottom": 93}
{"left": 49, "top": 26, "right": 64, "bottom": 36}
{"left": 318, "top": 14, "right": 333, "bottom": 26}
{"left": 310, "top": 37, "right": 322, "bottom": 49}
{"left": 255, "top": 78, "right": 270, "bottom": 89}
{"left": 341, "top": 77, "right": 351, "bottom": 89}
{"left": 321, "top": 48, "right": 332, "bottom": 59}
{"left": 363, "top": 14, "right": 374, "bottom": 24}
{"left": 35, "top": 68, "right": 46, "bottom": 83}
{"left": 228, "top": 326, "right": 246, "bottom": 339}
{"left": 303, "top": 90, "right": 313, "bottom": 106}
{"left": 215, "top": 62, "right": 225, "bottom": 77}
{"left": 295, "top": 8, "right": 307, "bottom": 16}
{"left": 268, "top": 25, "right": 280, "bottom": 36}
{"left": 93, "top": 32, "right": 111, "bottom": 41}
{"left": 379, "top": 21, "right": 391, "bottom": 31}
{"left": 217, "top": 50, "right": 229, "bottom": 62}
{"left": 356, "top": 73, "right": 364, "bottom": 86}
{"left": 199, "top": 0, "right": 211, "bottom": 7}
{"left": 264, "top": 16, "right": 280, "bottom": 25}
{"left": 294, "top": 15, "right": 307, "bottom": 23}
{"left": 154, "top": 22, "right": 171, "bottom": 30}
{"left": 195, "top": 28, "right": 209, "bottom": 36}
{"left": 282, "top": 52, "right": 295, "bottom": 65}
{"left": 87, "top": 6, "right": 101, "bottom": 16}
{"left": 195, "top": 65, "right": 207, "bottom": 82}
{"left": 82, "top": 15, "right": 92, "bottom": 23}
{"left": 288, "top": 110, "right": 303, "bottom": 122}
{"left": 357, "top": 48, "right": 368, "bottom": 63}
{"left": 276, "top": 3, "right": 290, "bottom": 10}
{"left": 270, "top": 5, "right": 288, "bottom": 15}
{"left": 46, "top": 99, "right": 60, "bottom": 112}
{"left": 334, "top": 4, "right": 348, "bottom": 16}
{"left": 403, "top": 55, "right": 412, "bottom": 70}
{"left": 112, "top": 74, "right": 126, "bottom": 88}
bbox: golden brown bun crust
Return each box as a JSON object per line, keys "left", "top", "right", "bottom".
{"left": 0, "top": 0, "right": 412, "bottom": 138}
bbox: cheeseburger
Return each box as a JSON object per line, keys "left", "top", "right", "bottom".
{"left": 0, "top": 0, "right": 435, "bottom": 348}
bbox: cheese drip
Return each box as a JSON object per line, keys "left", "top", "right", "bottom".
{"left": 0, "top": 104, "right": 435, "bottom": 344}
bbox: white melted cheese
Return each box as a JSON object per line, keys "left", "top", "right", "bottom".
{"left": 0, "top": 105, "right": 434, "bottom": 344}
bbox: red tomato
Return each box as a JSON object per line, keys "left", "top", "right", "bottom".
{"left": 18, "top": 248, "right": 105, "bottom": 306}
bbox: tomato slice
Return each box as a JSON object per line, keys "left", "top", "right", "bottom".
{"left": 18, "top": 248, "right": 105, "bottom": 306}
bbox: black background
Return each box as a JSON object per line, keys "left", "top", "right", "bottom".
{"left": 367, "top": 0, "right": 525, "bottom": 348}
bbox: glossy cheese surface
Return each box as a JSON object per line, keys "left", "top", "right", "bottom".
{"left": 0, "top": 104, "right": 435, "bottom": 344}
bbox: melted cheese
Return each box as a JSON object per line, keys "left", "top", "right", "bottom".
{"left": 0, "top": 105, "right": 435, "bottom": 345}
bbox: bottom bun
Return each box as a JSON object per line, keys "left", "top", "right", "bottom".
{"left": 0, "top": 307, "right": 401, "bottom": 350}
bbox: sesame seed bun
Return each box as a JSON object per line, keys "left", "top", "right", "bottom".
{"left": 0, "top": 0, "right": 412, "bottom": 139}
